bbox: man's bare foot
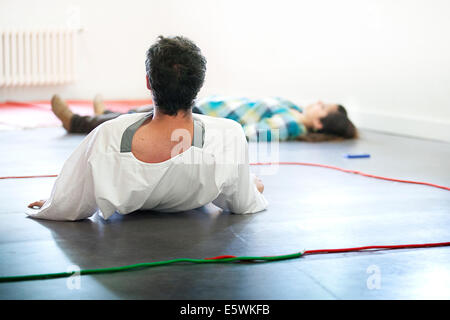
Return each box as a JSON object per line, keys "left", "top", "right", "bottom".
{"left": 51, "top": 95, "right": 73, "bottom": 131}
{"left": 93, "top": 94, "right": 106, "bottom": 115}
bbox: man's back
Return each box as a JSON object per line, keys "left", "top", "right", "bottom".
{"left": 131, "top": 111, "right": 194, "bottom": 164}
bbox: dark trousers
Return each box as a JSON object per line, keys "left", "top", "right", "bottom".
{"left": 69, "top": 105, "right": 203, "bottom": 134}
{"left": 70, "top": 111, "right": 123, "bottom": 134}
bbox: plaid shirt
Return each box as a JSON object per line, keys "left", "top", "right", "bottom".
{"left": 195, "top": 96, "right": 306, "bottom": 141}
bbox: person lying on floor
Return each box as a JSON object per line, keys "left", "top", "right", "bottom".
{"left": 27, "top": 35, "right": 267, "bottom": 221}
{"left": 51, "top": 94, "right": 357, "bottom": 142}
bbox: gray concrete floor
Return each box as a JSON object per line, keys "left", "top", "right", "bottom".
{"left": 0, "top": 127, "right": 449, "bottom": 299}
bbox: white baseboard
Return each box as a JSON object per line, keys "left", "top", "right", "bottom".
{"left": 350, "top": 111, "right": 450, "bottom": 143}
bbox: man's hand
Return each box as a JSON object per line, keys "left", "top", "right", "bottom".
{"left": 28, "top": 200, "right": 46, "bottom": 209}
{"left": 254, "top": 176, "right": 264, "bottom": 193}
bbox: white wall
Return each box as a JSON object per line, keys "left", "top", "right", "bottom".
{"left": 1, "top": 0, "right": 449, "bottom": 142}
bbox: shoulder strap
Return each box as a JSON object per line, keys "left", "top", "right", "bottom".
{"left": 120, "top": 112, "right": 153, "bottom": 153}
{"left": 192, "top": 117, "right": 205, "bottom": 148}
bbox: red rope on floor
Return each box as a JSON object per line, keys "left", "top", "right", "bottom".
{"left": 0, "top": 174, "right": 57, "bottom": 180}
{"left": 205, "top": 241, "right": 450, "bottom": 260}
{"left": 204, "top": 255, "right": 237, "bottom": 260}
{"left": 250, "top": 162, "right": 450, "bottom": 191}
{"left": 302, "top": 241, "right": 450, "bottom": 255}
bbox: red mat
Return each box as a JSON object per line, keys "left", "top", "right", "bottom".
{"left": 0, "top": 99, "right": 152, "bottom": 130}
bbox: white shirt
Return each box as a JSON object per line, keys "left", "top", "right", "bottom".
{"left": 26, "top": 112, "right": 268, "bottom": 221}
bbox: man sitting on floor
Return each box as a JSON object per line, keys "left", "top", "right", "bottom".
{"left": 27, "top": 35, "right": 267, "bottom": 221}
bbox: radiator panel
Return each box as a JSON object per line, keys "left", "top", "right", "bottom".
{"left": 0, "top": 28, "right": 76, "bottom": 87}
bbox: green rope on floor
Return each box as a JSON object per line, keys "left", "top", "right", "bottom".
{"left": 0, "top": 252, "right": 303, "bottom": 283}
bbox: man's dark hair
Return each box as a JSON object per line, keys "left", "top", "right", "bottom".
{"left": 145, "top": 36, "right": 207, "bottom": 116}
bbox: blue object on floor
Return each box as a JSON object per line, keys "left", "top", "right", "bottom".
{"left": 345, "top": 153, "right": 371, "bottom": 159}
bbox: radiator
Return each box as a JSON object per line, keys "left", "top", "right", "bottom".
{"left": 0, "top": 28, "right": 77, "bottom": 87}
